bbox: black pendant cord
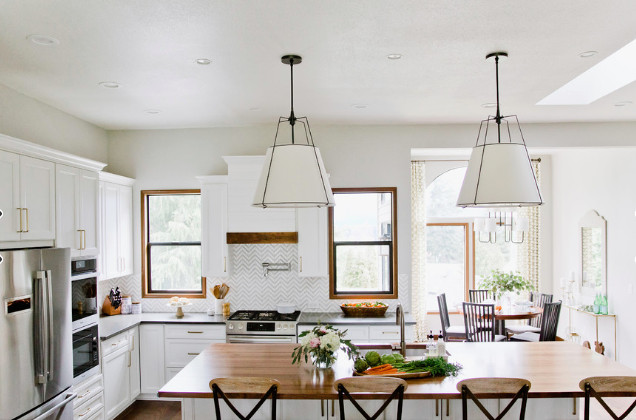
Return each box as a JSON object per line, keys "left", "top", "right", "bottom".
{"left": 495, "top": 54, "right": 502, "bottom": 144}
{"left": 289, "top": 58, "right": 296, "bottom": 144}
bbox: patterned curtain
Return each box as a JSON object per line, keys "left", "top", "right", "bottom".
{"left": 517, "top": 160, "right": 542, "bottom": 291}
{"left": 411, "top": 161, "right": 428, "bottom": 341}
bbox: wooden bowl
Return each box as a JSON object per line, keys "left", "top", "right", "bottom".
{"left": 340, "top": 305, "right": 388, "bottom": 317}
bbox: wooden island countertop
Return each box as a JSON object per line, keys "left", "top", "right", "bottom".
{"left": 158, "top": 342, "right": 635, "bottom": 400}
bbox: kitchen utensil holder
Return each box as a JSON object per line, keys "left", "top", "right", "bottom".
{"left": 215, "top": 298, "right": 225, "bottom": 315}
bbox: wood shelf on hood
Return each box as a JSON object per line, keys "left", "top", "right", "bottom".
{"left": 226, "top": 232, "right": 298, "bottom": 244}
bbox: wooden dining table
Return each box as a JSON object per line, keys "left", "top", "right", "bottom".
{"left": 494, "top": 306, "right": 542, "bottom": 335}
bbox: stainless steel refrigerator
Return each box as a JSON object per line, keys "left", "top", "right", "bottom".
{"left": 0, "top": 248, "right": 75, "bottom": 420}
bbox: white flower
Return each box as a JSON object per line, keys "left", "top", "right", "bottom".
{"left": 320, "top": 332, "right": 341, "bottom": 351}
{"left": 300, "top": 332, "right": 316, "bottom": 348}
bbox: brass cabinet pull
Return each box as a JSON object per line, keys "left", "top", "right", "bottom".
{"left": 187, "top": 331, "right": 203, "bottom": 334}
{"left": 77, "top": 230, "right": 83, "bottom": 250}
{"left": 299, "top": 256, "right": 303, "bottom": 272}
{"left": 187, "top": 352, "right": 200, "bottom": 356}
{"left": 382, "top": 331, "right": 399, "bottom": 334}
{"left": 17, "top": 208, "right": 23, "bottom": 232}
{"left": 78, "top": 406, "right": 91, "bottom": 417}
{"left": 223, "top": 256, "right": 227, "bottom": 273}
{"left": 23, "top": 208, "right": 29, "bottom": 232}
{"left": 81, "top": 230, "right": 86, "bottom": 250}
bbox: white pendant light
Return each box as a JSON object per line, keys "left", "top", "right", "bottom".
{"left": 457, "top": 52, "right": 543, "bottom": 208}
{"left": 253, "top": 55, "right": 334, "bottom": 208}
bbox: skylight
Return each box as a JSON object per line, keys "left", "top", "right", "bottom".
{"left": 537, "top": 38, "right": 636, "bottom": 105}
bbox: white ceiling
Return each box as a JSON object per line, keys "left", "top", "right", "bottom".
{"left": 2, "top": 0, "right": 636, "bottom": 130}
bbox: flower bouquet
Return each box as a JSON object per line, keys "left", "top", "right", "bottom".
{"left": 292, "top": 324, "right": 359, "bottom": 369}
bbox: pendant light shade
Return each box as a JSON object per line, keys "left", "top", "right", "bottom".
{"left": 457, "top": 52, "right": 543, "bottom": 208}
{"left": 252, "top": 54, "right": 335, "bottom": 208}
{"left": 253, "top": 144, "right": 334, "bottom": 207}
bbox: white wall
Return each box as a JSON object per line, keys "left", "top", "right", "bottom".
{"left": 551, "top": 147, "right": 636, "bottom": 368}
{"left": 0, "top": 83, "right": 108, "bottom": 162}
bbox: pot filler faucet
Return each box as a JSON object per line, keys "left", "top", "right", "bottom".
{"left": 394, "top": 303, "right": 406, "bottom": 357}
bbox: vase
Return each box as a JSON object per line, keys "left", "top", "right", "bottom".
{"left": 312, "top": 353, "right": 335, "bottom": 369}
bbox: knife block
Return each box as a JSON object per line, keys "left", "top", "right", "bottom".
{"left": 102, "top": 296, "right": 121, "bottom": 316}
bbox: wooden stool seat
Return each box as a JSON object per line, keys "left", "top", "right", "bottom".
{"left": 579, "top": 376, "right": 636, "bottom": 420}
{"left": 334, "top": 377, "right": 407, "bottom": 420}
{"left": 457, "top": 377, "right": 531, "bottom": 420}
{"left": 209, "top": 377, "right": 280, "bottom": 420}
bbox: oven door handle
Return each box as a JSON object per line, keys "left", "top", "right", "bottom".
{"left": 227, "top": 336, "right": 295, "bottom": 344}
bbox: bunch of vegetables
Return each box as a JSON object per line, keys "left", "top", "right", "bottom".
{"left": 354, "top": 350, "right": 461, "bottom": 377}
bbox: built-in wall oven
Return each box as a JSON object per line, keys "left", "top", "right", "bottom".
{"left": 72, "top": 324, "right": 99, "bottom": 379}
{"left": 225, "top": 310, "right": 300, "bottom": 344}
{"left": 71, "top": 257, "right": 100, "bottom": 381}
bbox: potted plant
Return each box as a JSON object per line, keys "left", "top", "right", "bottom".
{"left": 292, "top": 324, "right": 359, "bottom": 369}
{"left": 478, "top": 269, "right": 534, "bottom": 302}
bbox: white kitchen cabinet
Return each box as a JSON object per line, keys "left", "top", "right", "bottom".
{"left": 98, "top": 173, "right": 134, "bottom": 280}
{"left": 0, "top": 151, "right": 55, "bottom": 242}
{"left": 297, "top": 324, "right": 414, "bottom": 344}
{"left": 198, "top": 176, "right": 229, "bottom": 277}
{"left": 139, "top": 324, "right": 165, "bottom": 396}
{"left": 56, "top": 164, "right": 99, "bottom": 257}
{"left": 128, "top": 327, "right": 141, "bottom": 400}
{"left": 0, "top": 150, "right": 20, "bottom": 242}
{"left": 224, "top": 156, "right": 295, "bottom": 232}
{"left": 102, "top": 345, "right": 130, "bottom": 420}
{"left": 73, "top": 374, "right": 105, "bottom": 420}
{"left": 297, "top": 207, "right": 328, "bottom": 277}
{"left": 164, "top": 324, "right": 225, "bottom": 380}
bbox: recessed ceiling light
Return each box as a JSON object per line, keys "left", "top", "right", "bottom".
{"left": 195, "top": 58, "right": 211, "bottom": 65}
{"left": 248, "top": 107, "right": 260, "bottom": 111}
{"left": 98, "top": 81, "right": 120, "bottom": 89}
{"left": 614, "top": 101, "right": 632, "bottom": 107}
{"left": 144, "top": 109, "right": 161, "bottom": 114}
{"left": 579, "top": 51, "right": 598, "bottom": 58}
{"left": 27, "top": 34, "right": 59, "bottom": 46}
{"left": 387, "top": 54, "right": 402, "bottom": 60}
{"left": 481, "top": 103, "right": 497, "bottom": 108}
{"left": 538, "top": 38, "right": 636, "bottom": 105}
{"left": 352, "top": 104, "right": 368, "bottom": 109}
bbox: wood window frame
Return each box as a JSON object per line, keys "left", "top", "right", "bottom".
{"left": 328, "top": 187, "right": 398, "bottom": 299}
{"left": 141, "top": 189, "right": 206, "bottom": 298}
{"left": 426, "top": 222, "right": 472, "bottom": 315}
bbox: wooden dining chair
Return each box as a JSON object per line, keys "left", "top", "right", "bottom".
{"left": 506, "top": 293, "right": 553, "bottom": 336}
{"left": 579, "top": 376, "right": 636, "bottom": 420}
{"left": 437, "top": 293, "right": 466, "bottom": 341}
{"left": 334, "top": 377, "right": 407, "bottom": 420}
{"left": 209, "top": 377, "right": 280, "bottom": 420}
{"left": 468, "top": 289, "right": 491, "bottom": 303}
{"left": 462, "top": 302, "right": 506, "bottom": 342}
{"left": 457, "top": 378, "right": 531, "bottom": 420}
{"left": 509, "top": 301, "right": 561, "bottom": 342}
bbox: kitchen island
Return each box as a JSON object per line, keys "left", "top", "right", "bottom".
{"left": 159, "top": 342, "right": 635, "bottom": 419}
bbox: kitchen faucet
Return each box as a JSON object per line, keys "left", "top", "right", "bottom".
{"left": 395, "top": 303, "right": 406, "bottom": 357}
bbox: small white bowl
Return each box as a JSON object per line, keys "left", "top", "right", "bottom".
{"left": 277, "top": 303, "right": 296, "bottom": 314}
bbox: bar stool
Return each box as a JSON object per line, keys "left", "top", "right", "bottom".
{"left": 333, "top": 376, "right": 407, "bottom": 420}
{"left": 579, "top": 376, "right": 636, "bottom": 420}
{"left": 209, "top": 377, "right": 280, "bottom": 420}
{"left": 457, "top": 378, "right": 531, "bottom": 420}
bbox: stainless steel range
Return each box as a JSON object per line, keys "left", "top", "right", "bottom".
{"left": 225, "top": 310, "right": 301, "bottom": 344}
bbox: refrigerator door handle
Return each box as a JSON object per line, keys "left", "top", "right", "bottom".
{"left": 34, "top": 271, "right": 48, "bottom": 385}
{"left": 32, "top": 392, "right": 77, "bottom": 420}
{"left": 45, "top": 270, "right": 54, "bottom": 381}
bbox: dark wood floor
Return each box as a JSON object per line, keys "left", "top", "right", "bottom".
{"left": 114, "top": 401, "right": 181, "bottom": 420}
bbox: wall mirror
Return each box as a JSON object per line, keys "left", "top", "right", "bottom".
{"left": 579, "top": 210, "right": 607, "bottom": 297}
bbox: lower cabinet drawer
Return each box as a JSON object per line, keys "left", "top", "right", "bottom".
{"left": 74, "top": 392, "right": 104, "bottom": 420}
{"left": 297, "top": 325, "right": 369, "bottom": 342}
{"left": 369, "top": 325, "right": 414, "bottom": 342}
{"left": 164, "top": 324, "right": 225, "bottom": 340}
{"left": 165, "top": 339, "right": 222, "bottom": 367}
{"left": 74, "top": 374, "right": 104, "bottom": 410}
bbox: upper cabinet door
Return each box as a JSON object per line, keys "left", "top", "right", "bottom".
{"left": 100, "top": 182, "right": 120, "bottom": 280}
{"left": 79, "top": 170, "right": 99, "bottom": 257}
{"left": 201, "top": 178, "right": 229, "bottom": 277}
{"left": 297, "top": 207, "right": 328, "bottom": 277}
{"left": 0, "top": 150, "right": 21, "bottom": 242}
{"left": 117, "top": 184, "right": 133, "bottom": 276}
{"left": 55, "top": 164, "right": 81, "bottom": 256}
{"left": 19, "top": 155, "right": 55, "bottom": 240}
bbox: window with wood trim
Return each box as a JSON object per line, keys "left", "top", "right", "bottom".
{"left": 141, "top": 190, "right": 205, "bottom": 298}
{"left": 329, "top": 187, "right": 398, "bottom": 299}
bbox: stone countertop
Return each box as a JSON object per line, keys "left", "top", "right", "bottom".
{"left": 99, "top": 312, "right": 227, "bottom": 340}
{"left": 298, "top": 312, "right": 415, "bottom": 325}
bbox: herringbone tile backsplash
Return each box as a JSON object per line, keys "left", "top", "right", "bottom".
{"left": 98, "top": 244, "right": 411, "bottom": 314}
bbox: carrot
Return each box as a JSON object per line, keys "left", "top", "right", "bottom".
{"left": 366, "top": 364, "right": 393, "bottom": 372}
{"left": 367, "top": 368, "right": 398, "bottom": 375}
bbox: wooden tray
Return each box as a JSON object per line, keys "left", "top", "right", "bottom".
{"left": 353, "top": 370, "right": 432, "bottom": 379}
{"left": 340, "top": 305, "right": 388, "bottom": 317}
